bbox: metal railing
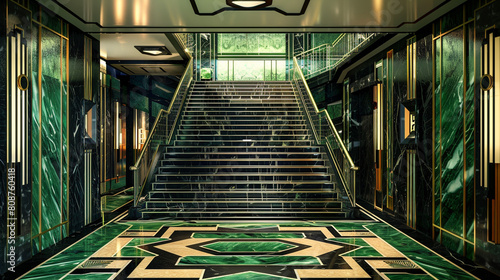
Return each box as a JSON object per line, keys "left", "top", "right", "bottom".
{"left": 130, "top": 56, "right": 194, "bottom": 206}
{"left": 292, "top": 57, "right": 358, "bottom": 207}
{"left": 296, "top": 33, "right": 377, "bottom": 80}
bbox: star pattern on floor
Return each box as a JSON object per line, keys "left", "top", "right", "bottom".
{"left": 60, "top": 222, "right": 447, "bottom": 279}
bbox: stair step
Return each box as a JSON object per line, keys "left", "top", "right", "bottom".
{"left": 183, "top": 112, "right": 303, "bottom": 115}
{"left": 145, "top": 201, "right": 342, "bottom": 209}
{"left": 152, "top": 180, "right": 333, "bottom": 186}
{"left": 154, "top": 175, "right": 330, "bottom": 182}
{"left": 182, "top": 116, "right": 304, "bottom": 120}
{"left": 173, "top": 140, "right": 314, "bottom": 146}
{"left": 147, "top": 192, "right": 339, "bottom": 201}
{"left": 164, "top": 146, "right": 322, "bottom": 152}
{"left": 158, "top": 167, "right": 329, "bottom": 174}
{"left": 140, "top": 210, "right": 346, "bottom": 219}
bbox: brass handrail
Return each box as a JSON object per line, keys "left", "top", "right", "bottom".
{"left": 130, "top": 54, "right": 193, "bottom": 206}
{"left": 292, "top": 57, "right": 358, "bottom": 206}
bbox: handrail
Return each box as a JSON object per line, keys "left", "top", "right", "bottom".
{"left": 130, "top": 54, "right": 194, "bottom": 206}
{"left": 292, "top": 57, "right": 358, "bottom": 206}
{"left": 295, "top": 33, "right": 377, "bottom": 80}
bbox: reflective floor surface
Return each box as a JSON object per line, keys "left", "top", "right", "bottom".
{"left": 19, "top": 214, "right": 478, "bottom": 280}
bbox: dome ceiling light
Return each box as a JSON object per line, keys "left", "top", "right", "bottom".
{"left": 226, "top": 0, "right": 272, "bottom": 9}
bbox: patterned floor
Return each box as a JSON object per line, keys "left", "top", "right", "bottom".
{"left": 19, "top": 214, "right": 477, "bottom": 280}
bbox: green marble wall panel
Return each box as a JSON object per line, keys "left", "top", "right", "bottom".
{"left": 31, "top": 31, "right": 40, "bottom": 241}
{"left": 40, "top": 73, "right": 62, "bottom": 232}
{"left": 434, "top": 38, "right": 441, "bottom": 227}
{"left": 151, "top": 101, "right": 167, "bottom": 118}
{"left": 440, "top": 28, "right": 464, "bottom": 237}
{"left": 41, "top": 226, "right": 61, "bottom": 251}
{"left": 41, "top": 7, "right": 62, "bottom": 33}
{"left": 441, "top": 6, "right": 463, "bottom": 33}
{"left": 465, "top": 23, "right": 475, "bottom": 243}
{"left": 62, "top": 40, "right": 68, "bottom": 223}
{"left": 440, "top": 231, "right": 464, "bottom": 255}
{"left": 130, "top": 92, "right": 149, "bottom": 113}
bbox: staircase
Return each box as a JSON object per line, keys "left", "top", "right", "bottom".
{"left": 138, "top": 81, "right": 347, "bottom": 219}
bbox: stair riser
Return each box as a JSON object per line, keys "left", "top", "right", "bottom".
{"left": 158, "top": 168, "right": 329, "bottom": 174}
{"left": 148, "top": 192, "right": 338, "bottom": 200}
{"left": 173, "top": 141, "right": 315, "bottom": 146}
{"left": 152, "top": 182, "right": 334, "bottom": 189}
{"left": 145, "top": 202, "right": 342, "bottom": 209}
{"left": 155, "top": 175, "right": 331, "bottom": 182}
{"left": 141, "top": 212, "right": 347, "bottom": 219}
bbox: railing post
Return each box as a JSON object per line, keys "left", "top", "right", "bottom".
{"left": 131, "top": 166, "right": 139, "bottom": 206}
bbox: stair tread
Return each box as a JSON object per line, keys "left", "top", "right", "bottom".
{"left": 160, "top": 158, "right": 324, "bottom": 162}
{"left": 159, "top": 165, "right": 327, "bottom": 168}
{"left": 153, "top": 180, "right": 332, "bottom": 184}
{"left": 149, "top": 190, "right": 335, "bottom": 193}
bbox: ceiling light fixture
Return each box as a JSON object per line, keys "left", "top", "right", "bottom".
{"left": 135, "top": 46, "right": 171, "bottom": 56}
{"left": 227, "top": 0, "right": 272, "bottom": 9}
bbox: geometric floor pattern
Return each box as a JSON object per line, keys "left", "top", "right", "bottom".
{"left": 19, "top": 216, "right": 478, "bottom": 280}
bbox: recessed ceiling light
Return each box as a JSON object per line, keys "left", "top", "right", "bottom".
{"left": 232, "top": 1, "right": 266, "bottom": 8}
{"left": 227, "top": 0, "right": 272, "bottom": 9}
{"left": 135, "top": 46, "right": 171, "bottom": 56}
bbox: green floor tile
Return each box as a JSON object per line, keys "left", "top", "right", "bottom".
{"left": 384, "top": 274, "right": 435, "bottom": 280}
{"left": 20, "top": 223, "right": 129, "bottom": 280}
{"left": 208, "top": 271, "right": 295, "bottom": 280}
{"left": 193, "top": 232, "right": 304, "bottom": 239}
{"left": 115, "top": 247, "right": 156, "bottom": 257}
{"left": 63, "top": 273, "right": 115, "bottom": 280}
{"left": 126, "top": 238, "right": 169, "bottom": 246}
{"left": 202, "top": 241, "right": 297, "bottom": 253}
{"left": 179, "top": 256, "right": 320, "bottom": 266}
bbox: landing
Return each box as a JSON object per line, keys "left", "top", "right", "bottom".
{"left": 19, "top": 214, "right": 476, "bottom": 280}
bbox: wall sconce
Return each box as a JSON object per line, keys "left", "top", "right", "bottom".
{"left": 481, "top": 29, "right": 499, "bottom": 243}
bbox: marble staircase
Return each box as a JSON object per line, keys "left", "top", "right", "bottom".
{"left": 139, "top": 81, "right": 346, "bottom": 219}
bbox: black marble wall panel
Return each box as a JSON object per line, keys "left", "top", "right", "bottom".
{"left": 0, "top": 1, "right": 7, "bottom": 276}
{"left": 390, "top": 44, "right": 408, "bottom": 220}
{"left": 68, "top": 26, "right": 85, "bottom": 234}
{"left": 474, "top": 1, "right": 500, "bottom": 275}
{"left": 68, "top": 27, "right": 101, "bottom": 232}
{"left": 414, "top": 31, "right": 434, "bottom": 235}
{"left": 91, "top": 38, "right": 101, "bottom": 222}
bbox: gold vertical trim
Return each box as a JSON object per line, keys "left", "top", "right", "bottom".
{"left": 38, "top": 23, "right": 42, "bottom": 240}
{"left": 473, "top": 8, "right": 477, "bottom": 256}
{"left": 60, "top": 35, "right": 63, "bottom": 240}
{"left": 66, "top": 26, "right": 70, "bottom": 235}
{"left": 432, "top": 25, "right": 436, "bottom": 240}
{"left": 439, "top": 35, "right": 443, "bottom": 236}
{"left": 463, "top": 22, "right": 467, "bottom": 256}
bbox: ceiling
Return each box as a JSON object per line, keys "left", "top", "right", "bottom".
{"left": 37, "top": 0, "right": 465, "bottom": 75}
{"left": 100, "top": 33, "right": 186, "bottom": 75}
{"left": 45, "top": 0, "right": 465, "bottom": 33}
